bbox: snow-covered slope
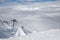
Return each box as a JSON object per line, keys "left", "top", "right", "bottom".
{"left": 0, "top": 29, "right": 60, "bottom": 40}
{"left": 0, "top": 19, "right": 60, "bottom": 40}
{"left": 0, "top": 19, "right": 12, "bottom": 30}
{"left": 0, "top": 19, "right": 16, "bottom": 38}
{"left": 0, "top": 19, "right": 32, "bottom": 38}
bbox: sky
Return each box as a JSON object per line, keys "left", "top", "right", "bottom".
{"left": 0, "top": 0, "right": 57, "bottom": 2}
{"left": 0, "top": 0, "right": 57, "bottom": 5}
{"left": 0, "top": 0, "right": 60, "bottom": 31}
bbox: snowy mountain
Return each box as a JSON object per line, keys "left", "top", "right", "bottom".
{"left": 0, "top": 19, "right": 32, "bottom": 38}
{"left": 0, "top": 19, "right": 12, "bottom": 30}
{"left": 0, "top": 19, "right": 60, "bottom": 40}
{"left": 0, "top": 29, "right": 60, "bottom": 40}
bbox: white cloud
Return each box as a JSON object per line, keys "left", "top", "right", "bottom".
{"left": 10, "top": 2, "right": 60, "bottom": 11}
{"left": 0, "top": 0, "right": 8, "bottom": 2}
{"left": 0, "top": 2, "right": 60, "bottom": 18}
{"left": 0, "top": 1, "right": 60, "bottom": 31}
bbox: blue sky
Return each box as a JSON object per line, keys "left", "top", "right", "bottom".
{"left": 0, "top": 0, "right": 56, "bottom": 3}
{"left": 32, "top": 0, "right": 56, "bottom": 2}
{"left": 0, "top": 0, "right": 57, "bottom": 5}
{"left": 8, "top": 0, "right": 56, "bottom": 2}
{"left": 0, "top": 0, "right": 56, "bottom": 2}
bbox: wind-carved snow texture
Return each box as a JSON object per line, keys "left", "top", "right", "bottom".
{"left": 0, "top": 29, "right": 60, "bottom": 40}
{"left": 0, "top": 19, "right": 17, "bottom": 38}
{"left": 0, "top": 19, "right": 60, "bottom": 40}
{"left": 0, "top": 19, "right": 12, "bottom": 30}
{"left": 0, "top": 19, "right": 32, "bottom": 39}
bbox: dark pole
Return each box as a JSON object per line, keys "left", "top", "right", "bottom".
{"left": 21, "top": 26, "right": 24, "bottom": 28}
{"left": 11, "top": 19, "right": 17, "bottom": 28}
{"left": 13, "top": 21, "right": 14, "bottom": 28}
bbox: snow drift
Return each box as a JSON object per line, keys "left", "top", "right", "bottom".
{"left": 0, "top": 19, "right": 32, "bottom": 38}
{"left": 0, "top": 29, "right": 60, "bottom": 40}
{"left": 0, "top": 19, "right": 12, "bottom": 30}
{"left": 0, "top": 19, "right": 60, "bottom": 40}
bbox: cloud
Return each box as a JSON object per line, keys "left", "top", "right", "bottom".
{"left": 0, "top": 0, "right": 58, "bottom": 5}
{"left": 0, "top": 0, "right": 7, "bottom": 2}
{"left": 0, "top": 1, "right": 60, "bottom": 31}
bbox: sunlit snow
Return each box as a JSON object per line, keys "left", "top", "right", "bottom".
{"left": 0, "top": 19, "right": 60, "bottom": 40}
{"left": 0, "top": 29, "right": 60, "bottom": 40}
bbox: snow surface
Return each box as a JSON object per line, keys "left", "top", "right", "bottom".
{"left": 0, "top": 19, "right": 60, "bottom": 40}
{"left": 0, "top": 29, "right": 60, "bottom": 40}
{"left": 0, "top": 19, "right": 32, "bottom": 39}
{"left": 0, "top": 19, "right": 12, "bottom": 30}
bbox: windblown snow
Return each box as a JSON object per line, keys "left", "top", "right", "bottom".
{"left": 0, "top": 19, "right": 60, "bottom": 40}
{"left": 0, "top": 29, "right": 60, "bottom": 40}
